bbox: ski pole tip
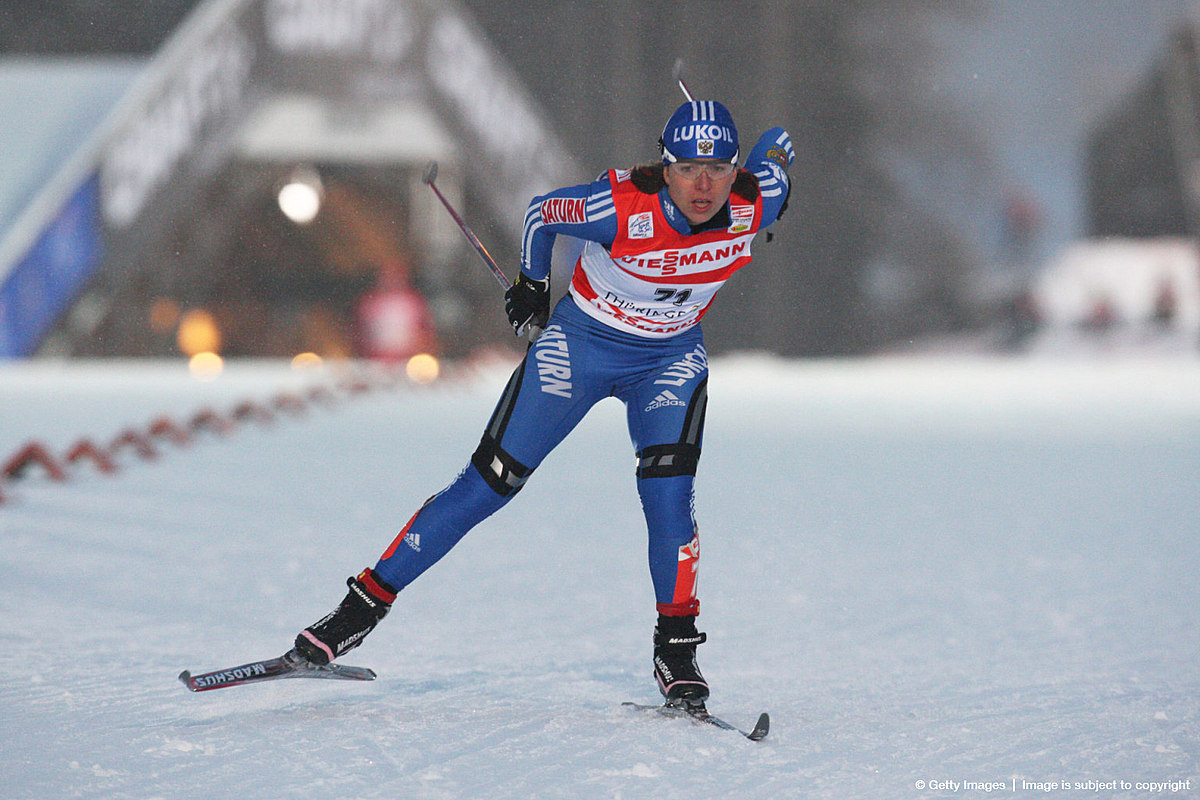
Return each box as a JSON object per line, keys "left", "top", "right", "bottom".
{"left": 422, "top": 161, "right": 438, "bottom": 185}
{"left": 672, "top": 58, "right": 694, "bottom": 102}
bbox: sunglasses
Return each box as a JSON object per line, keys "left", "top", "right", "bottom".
{"left": 669, "top": 162, "right": 737, "bottom": 181}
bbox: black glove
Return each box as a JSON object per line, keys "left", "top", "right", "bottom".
{"left": 504, "top": 274, "right": 550, "bottom": 337}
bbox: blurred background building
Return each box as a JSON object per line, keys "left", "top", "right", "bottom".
{"left": 1, "top": 0, "right": 1198, "bottom": 362}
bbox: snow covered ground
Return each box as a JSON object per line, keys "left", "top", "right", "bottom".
{"left": 2, "top": 355, "right": 1198, "bottom": 800}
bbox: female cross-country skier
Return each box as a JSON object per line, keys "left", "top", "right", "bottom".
{"left": 292, "top": 100, "right": 794, "bottom": 708}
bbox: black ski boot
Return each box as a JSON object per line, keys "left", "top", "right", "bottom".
{"left": 653, "top": 614, "right": 709, "bottom": 708}
{"left": 293, "top": 568, "right": 397, "bottom": 665}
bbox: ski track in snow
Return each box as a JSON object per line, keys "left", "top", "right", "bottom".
{"left": 1, "top": 356, "right": 1198, "bottom": 800}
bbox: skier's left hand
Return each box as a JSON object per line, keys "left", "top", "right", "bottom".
{"left": 747, "top": 127, "right": 794, "bottom": 170}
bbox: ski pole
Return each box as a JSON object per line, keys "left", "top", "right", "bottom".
{"left": 422, "top": 161, "right": 512, "bottom": 290}
{"left": 672, "top": 58, "right": 695, "bottom": 102}
{"left": 422, "top": 161, "right": 542, "bottom": 341}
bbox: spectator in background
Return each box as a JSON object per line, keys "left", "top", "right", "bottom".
{"left": 355, "top": 259, "right": 438, "bottom": 361}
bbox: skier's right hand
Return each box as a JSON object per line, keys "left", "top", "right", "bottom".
{"left": 504, "top": 274, "right": 550, "bottom": 339}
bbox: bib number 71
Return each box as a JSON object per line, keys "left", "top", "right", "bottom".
{"left": 654, "top": 288, "right": 693, "bottom": 305}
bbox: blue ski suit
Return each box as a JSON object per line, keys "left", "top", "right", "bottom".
{"left": 373, "top": 127, "right": 793, "bottom": 616}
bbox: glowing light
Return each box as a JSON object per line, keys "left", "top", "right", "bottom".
{"left": 278, "top": 167, "right": 323, "bottom": 224}
{"left": 189, "top": 352, "right": 224, "bottom": 381}
{"left": 291, "top": 352, "right": 323, "bottom": 370}
{"left": 177, "top": 309, "right": 221, "bottom": 356}
{"left": 406, "top": 353, "right": 440, "bottom": 384}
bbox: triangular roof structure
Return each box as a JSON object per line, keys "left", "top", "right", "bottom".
{"left": 0, "top": 0, "right": 577, "bottom": 357}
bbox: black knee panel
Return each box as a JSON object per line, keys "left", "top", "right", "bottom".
{"left": 636, "top": 443, "right": 700, "bottom": 479}
{"left": 471, "top": 434, "right": 532, "bottom": 497}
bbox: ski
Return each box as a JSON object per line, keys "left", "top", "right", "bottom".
{"left": 179, "top": 649, "right": 376, "bottom": 692}
{"left": 623, "top": 701, "right": 770, "bottom": 741}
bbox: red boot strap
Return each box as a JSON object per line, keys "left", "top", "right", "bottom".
{"left": 357, "top": 568, "right": 398, "bottom": 604}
